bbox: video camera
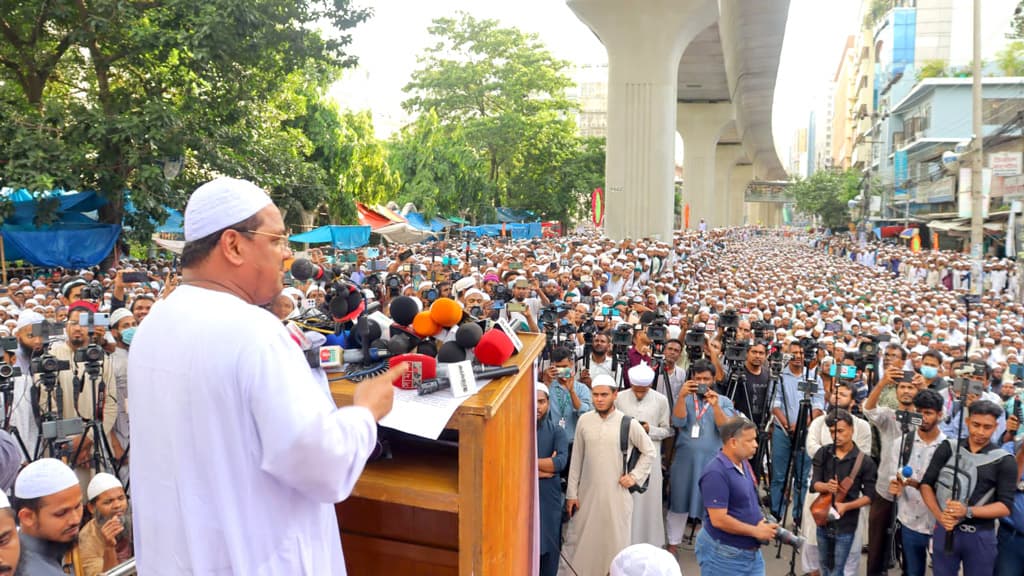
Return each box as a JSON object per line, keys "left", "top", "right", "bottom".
{"left": 646, "top": 317, "right": 668, "bottom": 346}
{"left": 724, "top": 341, "right": 749, "bottom": 365}
{"left": 539, "top": 303, "right": 569, "bottom": 327}
{"left": 0, "top": 338, "right": 21, "bottom": 385}
{"left": 797, "top": 379, "right": 820, "bottom": 395}
{"left": 799, "top": 337, "right": 819, "bottom": 362}
{"left": 611, "top": 323, "right": 634, "bottom": 349}
{"left": 857, "top": 335, "right": 879, "bottom": 367}
{"left": 684, "top": 327, "right": 706, "bottom": 360}
{"left": 492, "top": 284, "right": 513, "bottom": 303}
{"left": 386, "top": 273, "right": 403, "bottom": 297}
{"left": 80, "top": 281, "right": 104, "bottom": 302}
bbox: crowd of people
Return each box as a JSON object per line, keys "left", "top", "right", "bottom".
{"left": 1, "top": 175, "right": 1024, "bottom": 575}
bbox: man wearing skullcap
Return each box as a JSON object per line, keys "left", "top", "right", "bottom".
{"left": 561, "top": 374, "right": 656, "bottom": 576}
{"left": 79, "top": 472, "right": 131, "bottom": 576}
{"left": 14, "top": 458, "right": 83, "bottom": 575}
{"left": 129, "top": 177, "right": 407, "bottom": 575}
{"left": 616, "top": 362, "right": 671, "bottom": 547}
{"left": 107, "top": 308, "right": 135, "bottom": 470}
{"left": 609, "top": 543, "right": 681, "bottom": 576}
{"left": 535, "top": 382, "right": 568, "bottom": 576}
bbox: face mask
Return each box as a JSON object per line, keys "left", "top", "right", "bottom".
{"left": 920, "top": 365, "right": 938, "bottom": 380}
{"left": 120, "top": 327, "right": 136, "bottom": 346}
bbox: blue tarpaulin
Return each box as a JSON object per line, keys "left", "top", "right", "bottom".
{"left": 289, "top": 225, "right": 371, "bottom": 249}
{"left": 462, "top": 222, "right": 542, "bottom": 239}
{"left": 2, "top": 224, "right": 122, "bottom": 267}
{"left": 495, "top": 207, "right": 537, "bottom": 223}
{"left": 404, "top": 212, "right": 449, "bottom": 233}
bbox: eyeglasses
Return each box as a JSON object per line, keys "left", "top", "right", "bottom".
{"left": 242, "top": 229, "right": 292, "bottom": 250}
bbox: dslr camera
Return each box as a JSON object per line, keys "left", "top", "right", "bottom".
{"left": 761, "top": 508, "right": 805, "bottom": 550}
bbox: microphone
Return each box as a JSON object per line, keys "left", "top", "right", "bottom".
{"left": 898, "top": 465, "right": 913, "bottom": 482}
{"left": 437, "top": 341, "right": 468, "bottom": 363}
{"left": 475, "top": 328, "right": 515, "bottom": 366}
{"left": 389, "top": 296, "right": 420, "bottom": 327}
{"left": 291, "top": 258, "right": 334, "bottom": 282}
{"left": 417, "top": 366, "right": 521, "bottom": 395}
{"left": 319, "top": 345, "right": 392, "bottom": 369}
{"left": 454, "top": 322, "right": 483, "bottom": 349}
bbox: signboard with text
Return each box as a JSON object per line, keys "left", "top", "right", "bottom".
{"left": 989, "top": 151, "right": 1023, "bottom": 177}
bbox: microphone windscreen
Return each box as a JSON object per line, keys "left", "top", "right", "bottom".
{"left": 388, "top": 353, "right": 437, "bottom": 389}
{"left": 454, "top": 322, "right": 483, "bottom": 349}
{"left": 330, "top": 284, "right": 365, "bottom": 324}
{"left": 417, "top": 340, "right": 438, "bottom": 358}
{"left": 412, "top": 311, "right": 442, "bottom": 338}
{"left": 350, "top": 318, "right": 383, "bottom": 347}
{"left": 290, "top": 258, "right": 318, "bottom": 282}
{"left": 325, "top": 333, "right": 346, "bottom": 348}
{"left": 390, "top": 296, "right": 420, "bottom": 327}
{"left": 476, "top": 328, "right": 514, "bottom": 366}
{"left": 387, "top": 333, "right": 415, "bottom": 356}
{"left": 430, "top": 298, "right": 464, "bottom": 328}
{"left": 437, "top": 341, "right": 467, "bottom": 363}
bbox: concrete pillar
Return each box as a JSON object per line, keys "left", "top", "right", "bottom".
{"left": 678, "top": 102, "right": 734, "bottom": 230}
{"left": 569, "top": 0, "right": 717, "bottom": 241}
{"left": 713, "top": 144, "right": 743, "bottom": 227}
{"left": 728, "top": 163, "right": 754, "bottom": 226}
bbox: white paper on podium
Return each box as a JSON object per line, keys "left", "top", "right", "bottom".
{"left": 378, "top": 378, "right": 495, "bottom": 439}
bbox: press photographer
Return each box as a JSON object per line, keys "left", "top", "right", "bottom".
{"left": 695, "top": 417, "right": 779, "bottom": 575}
{"left": 720, "top": 339, "right": 772, "bottom": 429}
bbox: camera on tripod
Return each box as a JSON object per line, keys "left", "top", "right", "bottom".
{"left": 797, "top": 379, "right": 820, "bottom": 395}
{"left": 724, "top": 341, "right": 749, "bottom": 365}
{"left": 0, "top": 337, "right": 20, "bottom": 383}
{"left": 857, "top": 335, "right": 879, "bottom": 363}
{"left": 540, "top": 303, "right": 568, "bottom": 327}
{"left": 646, "top": 318, "right": 668, "bottom": 346}
{"left": 684, "top": 327, "right": 706, "bottom": 360}
{"left": 799, "top": 337, "right": 819, "bottom": 362}
{"left": 31, "top": 354, "right": 70, "bottom": 376}
{"left": 895, "top": 409, "right": 923, "bottom": 428}
{"left": 611, "top": 323, "right": 634, "bottom": 348}
{"left": 492, "top": 284, "right": 513, "bottom": 303}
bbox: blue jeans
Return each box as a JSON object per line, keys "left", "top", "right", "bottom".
{"left": 931, "top": 524, "right": 996, "bottom": 576}
{"left": 901, "top": 526, "right": 931, "bottom": 576}
{"left": 816, "top": 528, "right": 855, "bottom": 576}
{"left": 770, "top": 425, "right": 811, "bottom": 519}
{"left": 997, "top": 524, "right": 1024, "bottom": 576}
{"left": 695, "top": 528, "right": 765, "bottom": 576}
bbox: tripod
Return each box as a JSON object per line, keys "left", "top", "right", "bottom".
{"left": 36, "top": 370, "right": 80, "bottom": 464}
{"left": 775, "top": 391, "right": 812, "bottom": 576}
{"left": 1, "top": 375, "right": 33, "bottom": 462}
{"left": 70, "top": 358, "right": 120, "bottom": 477}
{"left": 886, "top": 411, "right": 922, "bottom": 571}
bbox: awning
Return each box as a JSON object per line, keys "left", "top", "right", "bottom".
{"left": 928, "top": 219, "right": 1006, "bottom": 233}
{"left": 153, "top": 236, "right": 184, "bottom": 254}
{"left": 289, "top": 225, "right": 371, "bottom": 249}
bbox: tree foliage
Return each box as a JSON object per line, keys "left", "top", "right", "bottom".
{"left": 0, "top": 0, "right": 369, "bottom": 243}
{"left": 789, "top": 169, "right": 862, "bottom": 230}
{"left": 997, "top": 41, "right": 1024, "bottom": 76}
{"left": 331, "top": 110, "right": 400, "bottom": 218}
{"left": 1010, "top": 1, "right": 1024, "bottom": 39}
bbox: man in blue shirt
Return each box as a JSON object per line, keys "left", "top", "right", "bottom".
{"left": 697, "top": 417, "right": 777, "bottom": 576}
{"left": 769, "top": 341, "right": 825, "bottom": 521}
{"left": 536, "top": 382, "right": 568, "bottom": 576}
{"left": 541, "top": 345, "right": 592, "bottom": 479}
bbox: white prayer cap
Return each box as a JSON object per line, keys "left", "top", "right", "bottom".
{"left": 108, "top": 308, "right": 134, "bottom": 329}
{"left": 453, "top": 276, "right": 476, "bottom": 296}
{"left": 14, "top": 458, "right": 78, "bottom": 499}
{"left": 535, "top": 382, "right": 549, "bottom": 397}
{"left": 628, "top": 362, "right": 655, "bottom": 387}
{"left": 592, "top": 374, "right": 617, "bottom": 391}
{"left": 0, "top": 492, "right": 9, "bottom": 509}
{"left": 281, "top": 287, "right": 304, "bottom": 302}
{"left": 184, "top": 177, "right": 273, "bottom": 242}
{"left": 14, "top": 309, "right": 43, "bottom": 334}
{"left": 87, "top": 472, "right": 123, "bottom": 501}
{"left": 609, "top": 543, "right": 682, "bottom": 576}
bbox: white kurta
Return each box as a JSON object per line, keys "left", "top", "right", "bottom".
{"left": 129, "top": 285, "right": 377, "bottom": 576}
{"left": 560, "top": 409, "right": 655, "bottom": 576}
{"left": 615, "top": 388, "right": 672, "bottom": 547}
{"left": 6, "top": 373, "right": 37, "bottom": 461}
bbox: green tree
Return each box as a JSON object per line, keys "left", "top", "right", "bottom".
{"left": 389, "top": 110, "right": 492, "bottom": 222}
{"left": 402, "top": 12, "right": 575, "bottom": 207}
{"left": 1010, "top": 1, "right": 1024, "bottom": 39}
{"left": 789, "top": 169, "right": 862, "bottom": 230}
{"left": 329, "top": 110, "right": 400, "bottom": 219}
{"left": 0, "top": 0, "right": 369, "bottom": 244}
{"left": 997, "top": 41, "right": 1024, "bottom": 76}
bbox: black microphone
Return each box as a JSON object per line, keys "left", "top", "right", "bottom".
{"left": 417, "top": 365, "right": 520, "bottom": 395}
{"left": 291, "top": 258, "right": 334, "bottom": 282}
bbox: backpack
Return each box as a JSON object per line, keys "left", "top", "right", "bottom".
{"left": 934, "top": 439, "right": 1009, "bottom": 508}
{"left": 620, "top": 415, "right": 650, "bottom": 494}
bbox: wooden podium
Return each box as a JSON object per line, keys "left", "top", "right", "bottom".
{"left": 330, "top": 333, "right": 544, "bottom": 575}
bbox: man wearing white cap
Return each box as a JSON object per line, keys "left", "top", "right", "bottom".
{"left": 79, "top": 472, "right": 131, "bottom": 576}
{"left": 536, "top": 382, "right": 568, "bottom": 576}
{"left": 616, "top": 362, "right": 671, "bottom": 547}
{"left": 561, "top": 374, "right": 656, "bottom": 576}
{"left": 12, "top": 309, "right": 44, "bottom": 377}
{"left": 2, "top": 316, "right": 40, "bottom": 462}
{"left": 14, "top": 458, "right": 83, "bottom": 575}
{"left": 107, "top": 308, "right": 135, "bottom": 469}
{"left": 609, "top": 543, "right": 681, "bottom": 576}
{"left": 129, "top": 177, "right": 406, "bottom": 575}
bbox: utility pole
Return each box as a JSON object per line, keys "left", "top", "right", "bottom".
{"left": 969, "top": 0, "right": 984, "bottom": 296}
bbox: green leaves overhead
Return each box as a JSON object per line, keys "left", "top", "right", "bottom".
{"left": 789, "top": 169, "right": 863, "bottom": 230}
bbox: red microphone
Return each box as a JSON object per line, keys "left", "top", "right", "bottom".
{"left": 475, "top": 329, "right": 515, "bottom": 366}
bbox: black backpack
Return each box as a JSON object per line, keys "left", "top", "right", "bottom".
{"left": 620, "top": 415, "right": 650, "bottom": 494}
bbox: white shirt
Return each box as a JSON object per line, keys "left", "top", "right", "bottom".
{"left": 129, "top": 286, "right": 377, "bottom": 575}
{"left": 5, "top": 373, "right": 37, "bottom": 461}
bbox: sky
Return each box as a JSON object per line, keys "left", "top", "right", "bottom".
{"left": 330, "top": 0, "right": 864, "bottom": 171}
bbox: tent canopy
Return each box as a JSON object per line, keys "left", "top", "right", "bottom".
{"left": 462, "top": 223, "right": 542, "bottom": 239}
{"left": 289, "top": 225, "right": 371, "bottom": 249}
{"left": 3, "top": 224, "right": 121, "bottom": 267}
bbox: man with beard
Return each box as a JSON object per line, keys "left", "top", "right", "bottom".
{"left": 12, "top": 310, "right": 44, "bottom": 376}
{"left": 720, "top": 339, "right": 772, "bottom": 429}
{"left": 0, "top": 492, "right": 20, "bottom": 576}
{"left": 45, "top": 306, "right": 120, "bottom": 472}
{"left": 79, "top": 473, "right": 132, "bottom": 576}
{"left": 107, "top": 309, "right": 135, "bottom": 473}
{"left": 14, "top": 458, "right": 83, "bottom": 575}
{"left": 579, "top": 331, "right": 613, "bottom": 384}
{"left": 561, "top": 374, "right": 655, "bottom": 575}
{"left": 536, "top": 383, "right": 567, "bottom": 576}
{"left": 864, "top": 358, "right": 922, "bottom": 574}
{"left": 4, "top": 315, "right": 41, "bottom": 463}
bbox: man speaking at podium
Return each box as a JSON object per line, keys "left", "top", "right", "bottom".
{"left": 128, "top": 177, "right": 406, "bottom": 575}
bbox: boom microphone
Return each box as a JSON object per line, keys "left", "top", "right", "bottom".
{"left": 291, "top": 258, "right": 334, "bottom": 282}
{"left": 417, "top": 366, "right": 521, "bottom": 395}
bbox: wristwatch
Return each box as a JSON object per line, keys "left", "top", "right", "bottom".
{"left": 965, "top": 506, "right": 974, "bottom": 520}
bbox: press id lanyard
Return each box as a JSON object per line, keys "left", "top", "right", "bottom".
{"left": 691, "top": 395, "right": 710, "bottom": 438}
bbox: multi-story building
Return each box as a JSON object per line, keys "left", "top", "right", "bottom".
{"left": 831, "top": 37, "right": 857, "bottom": 169}
{"left": 567, "top": 64, "right": 608, "bottom": 139}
